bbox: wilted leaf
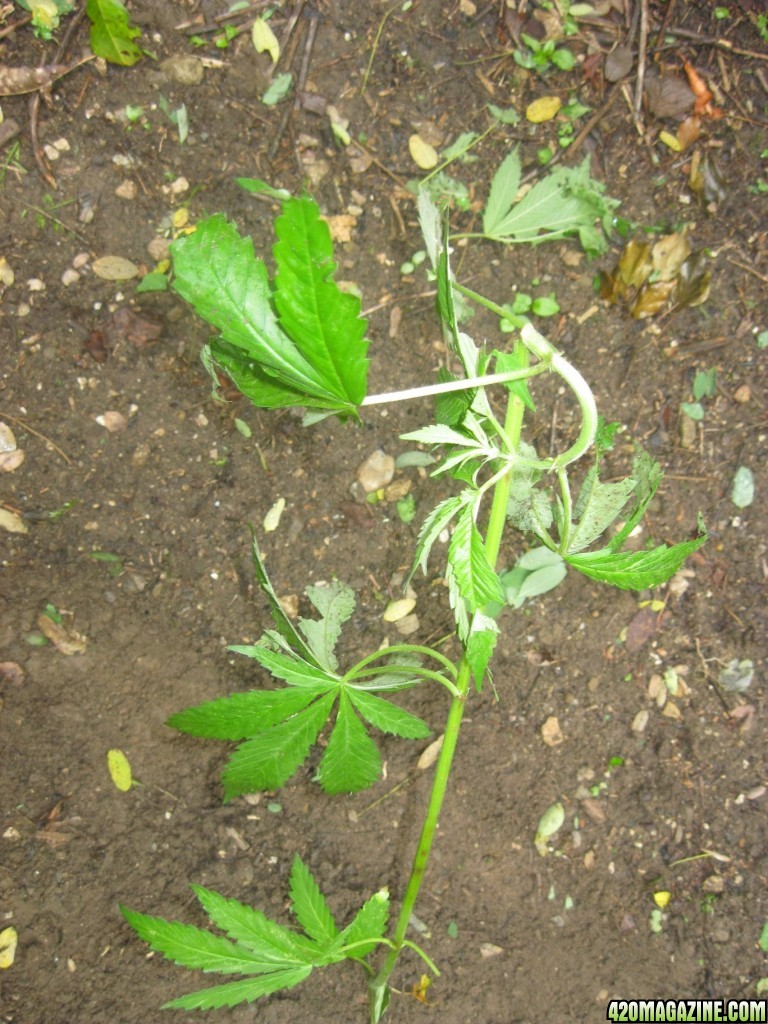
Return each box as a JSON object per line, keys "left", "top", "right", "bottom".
{"left": 37, "top": 613, "right": 87, "bottom": 654}
{"left": 252, "top": 17, "right": 280, "bottom": 63}
{"left": 0, "top": 509, "right": 28, "bottom": 534}
{"left": 525, "top": 96, "right": 562, "bottom": 124}
{"left": 409, "top": 134, "right": 439, "bottom": 170}
{"left": 262, "top": 72, "right": 292, "bottom": 106}
{"left": 689, "top": 151, "right": 727, "bottom": 205}
{"left": 535, "top": 801, "right": 565, "bottom": 856}
{"left": 0, "top": 926, "right": 17, "bottom": 969}
{"left": 604, "top": 45, "right": 633, "bottom": 82}
{"left": 263, "top": 498, "right": 286, "bottom": 533}
{"left": 652, "top": 230, "right": 691, "bottom": 281}
{"left": 730, "top": 466, "right": 754, "bottom": 509}
{"left": 644, "top": 74, "right": 695, "bottom": 120}
{"left": 92, "top": 255, "right": 139, "bottom": 281}
{"left": 675, "top": 252, "right": 711, "bottom": 308}
{"left": 630, "top": 279, "right": 676, "bottom": 318}
{"left": 107, "top": 748, "right": 134, "bottom": 791}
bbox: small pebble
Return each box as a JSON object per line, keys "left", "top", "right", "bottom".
{"left": 115, "top": 179, "right": 137, "bottom": 200}
{"left": 27, "top": 278, "right": 45, "bottom": 292}
{"left": 356, "top": 450, "right": 395, "bottom": 493}
{"left": 147, "top": 237, "right": 171, "bottom": 262}
{"left": 72, "top": 252, "right": 90, "bottom": 270}
{"left": 61, "top": 269, "right": 80, "bottom": 287}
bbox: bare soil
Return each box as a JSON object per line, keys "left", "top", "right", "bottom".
{"left": 1, "top": 2, "right": 767, "bottom": 1023}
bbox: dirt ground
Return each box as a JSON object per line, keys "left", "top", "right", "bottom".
{"left": 1, "top": 2, "right": 767, "bottom": 1022}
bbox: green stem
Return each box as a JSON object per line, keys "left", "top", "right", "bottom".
{"left": 368, "top": 346, "right": 529, "bottom": 1021}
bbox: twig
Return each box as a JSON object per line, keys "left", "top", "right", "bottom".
{"left": 28, "top": 1, "right": 89, "bottom": 188}
{"left": 0, "top": 11, "right": 31, "bottom": 39}
{"left": 267, "top": 0, "right": 310, "bottom": 160}
{"left": 361, "top": 2, "right": 399, "bottom": 96}
{"left": 20, "top": 201, "right": 90, "bottom": 243}
{"left": 725, "top": 257, "right": 768, "bottom": 286}
{"left": 0, "top": 412, "right": 72, "bottom": 465}
{"left": 660, "top": 26, "right": 768, "bottom": 61}
{"left": 633, "top": 0, "right": 649, "bottom": 122}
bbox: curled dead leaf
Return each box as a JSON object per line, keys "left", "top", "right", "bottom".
{"left": 38, "top": 614, "right": 87, "bottom": 655}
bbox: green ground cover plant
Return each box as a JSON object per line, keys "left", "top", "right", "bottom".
{"left": 121, "top": 180, "right": 705, "bottom": 1021}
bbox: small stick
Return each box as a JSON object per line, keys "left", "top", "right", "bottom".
{"left": 661, "top": 26, "right": 768, "bottom": 62}
{"left": 633, "top": 0, "right": 649, "bottom": 122}
{"left": 267, "top": 0, "right": 310, "bottom": 160}
{"left": 0, "top": 412, "right": 72, "bottom": 464}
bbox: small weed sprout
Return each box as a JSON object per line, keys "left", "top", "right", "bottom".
{"left": 121, "top": 181, "right": 705, "bottom": 1021}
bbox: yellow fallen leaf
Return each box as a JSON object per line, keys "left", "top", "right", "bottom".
{"left": 172, "top": 207, "right": 189, "bottom": 229}
{"left": 263, "top": 497, "right": 286, "bottom": 533}
{"left": 408, "top": 134, "right": 439, "bottom": 170}
{"left": 382, "top": 597, "right": 416, "bottom": 623}
{"left": 107, "top": 749, "right": 133, "bottom": 792}
{"left": 659, "top": 129, "right": 682, "bottom": 152}
{"left": 91, "top": 256, "right": 139, "bottom": 281}
{"left": 252, "top": 16, "right": 280, "bottom": 63}
{"left": 653, "top": 890, "right": 671, "bottom": 909}
{"left": 0, "top": 508, "right": 28, "bottom": 534}
{"left": 526, "top": 95, "right": 562, "bottom": 123}
{"left": 0, "top": 926, "right": 18, "bottom": 969}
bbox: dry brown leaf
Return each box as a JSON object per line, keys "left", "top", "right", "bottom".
{"left": 604, "top": 45, "right": 633, "bottom": 83}
{"left": 625, "top": 607, "right": 657, "bottom": 652}
{"left": 644, "top": 74, "right": 695, "bottom": 120}
{"left": 0, "top": 62, "right": 76, "bottom": 96}
{"left": 38, "top": 614, "right": 87, "bottom": 655}
{"left": 103, "top": 307, "right": 162, "bottom": 349}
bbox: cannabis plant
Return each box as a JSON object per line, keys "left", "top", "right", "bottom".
{"left": 121, "top": 180, "right": 704, "bottom": 1021}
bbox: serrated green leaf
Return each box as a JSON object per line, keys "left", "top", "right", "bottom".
{"left": 318, "top": 692, "right": 381, "bottom": 793}
{"left": 568, "top": 466, "right": 636, "bottom": 553}
{"left": 119, "top": 909, "right": 281, "bottom": 975}
{"left": 449, "top": 508, "right": 504, "bottom": 611}
{"left": 347, "top": 690, "right": 431, "bottom": 739}
{"left": 172, "top": 217, "right": 346, "bottom": 411}
{"left": 167, "top": 688, "right": 322, "bottom": 741}
{"left": 272, "top": 196, "right": 369, "bottom": 407}
{"left": 289, "top": 856, "right": 339, "bottom": 947}
{"left": 298, "top": 581, "right": 356, "bottom": 672}
{"left": 163, "top": 969, "right": 312, "bottom": 1011}
{"left": 566, "top": 535, "right": 706, "bottom": 589}
{"left": 409, "top": 493, "right": 468, "bottom": 580}
{"left": 191, "top": 887, "right": 317, "bottom": 964}
{"left": 221, "top": 693, "right": 336, "bottom": 798}
{"left": 228, "top": 645, "right": 339, "bottom": 690}
{"left": 87, "top": 0, "right": 142, "bottom": 66}
{"left": 466, "top": 613, "right": 499, "bottom": 689}
{"left": 205, "top": 338, "right": 317, "bottom": 411}
{"left": 494, "top": 346, "right": 535, "bottom": 411}
{"left": 339, "top": 889, "right": 390, "bottom": 959}
{"left": 417, "top": 187, "right": 442, "bottom": 269}
{"left": 401, "top": 423, "right": 484, "bottom": 449}
{"left": 483, "top": 149, "right": 522, "bottom": 238}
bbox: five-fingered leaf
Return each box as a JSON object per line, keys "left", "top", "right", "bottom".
{"left": 482, "top": 151, "right": 618, "bottom": 255}
{"left": 171, "top": 198, "right": 368, "bottom": 418}
{"left": 122, "top": 857, "right": 388, "bottom": 1012}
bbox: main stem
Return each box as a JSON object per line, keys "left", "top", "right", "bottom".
{"left": 369, "top": 344, "right": 529, "bottom": 1020}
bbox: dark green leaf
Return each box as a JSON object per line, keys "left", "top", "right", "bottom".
{"left": 167, "top": 688, "right": 322, "bottom": 741}
{"left": 347, "top": 689, "right": 431, "bottom": 739}
{"left": 163, "top": 969, "right": 313, "bottom": 1011}
{"left": 566, "top": 534, "right": 706, "bottom": 589}
{"left": 289, "top": 856, "right": 339, "bottom": 947}
{"left": 87, "top": 0, "right": 142, "bottom": 66}
{"left": 172, "top": 216, "right": 353, "bottom": 413}
{"left": 273, "top": 196, "right": 369, "bottom": 407}
{"left": 434, "top": 367, "right": 476, "bottom": 427}
{"left": 493, "top": 346, "right": 535, "bottom": 411}
{"left": 317, "top": 692, "right": 381, "bottom": 794}
{"left": 221, "top": 693, "right": 336, "bottom": 798}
